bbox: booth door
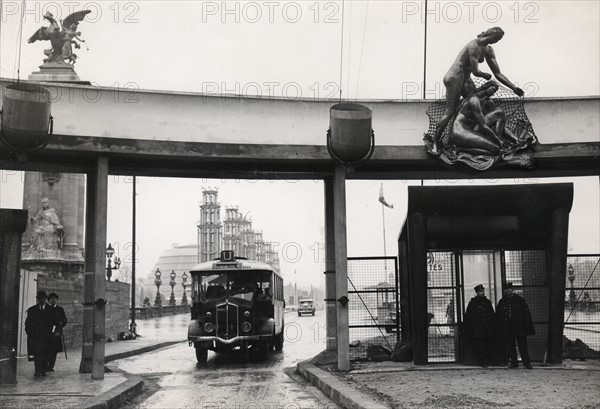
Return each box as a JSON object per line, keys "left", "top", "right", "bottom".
{"left": 458, "top": 250, "right": 503, "bottom": 364}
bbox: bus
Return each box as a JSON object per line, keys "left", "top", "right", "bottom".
{"left": 187, "top": 250, "right": 285, "bottom": 362}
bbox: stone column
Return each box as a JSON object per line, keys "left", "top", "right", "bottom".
{"left": 0, "top": 209, "right": 28, "bottom": 385}
{"left": 323, "top": 178, "right": 337, "bottom": 351}
{"left": 21, "top": 171, "right": 85, "bottom": 277}
{"left": 333, "top": 165, "right": 349, "bottom": 371}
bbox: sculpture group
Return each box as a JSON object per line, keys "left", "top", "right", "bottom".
{"left": 28, "top": 10, "right": 91, "bottom": 65}
{"left": 425, "top": 27, "right": 537, "bottom": 170}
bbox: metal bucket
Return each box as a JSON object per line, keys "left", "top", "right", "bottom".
{"left": 1, "top": 83, "right": 52, "bottom": 151}
{"left": 328, "top": 103, "right": 373, "bottom": 164}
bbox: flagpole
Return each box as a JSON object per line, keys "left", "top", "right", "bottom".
{"left": 382, "top": 201, "right": 388, "bottom": 279}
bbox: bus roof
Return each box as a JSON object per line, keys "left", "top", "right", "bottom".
{"left": 190, "top": 258, "right": 278, "bottom": 275}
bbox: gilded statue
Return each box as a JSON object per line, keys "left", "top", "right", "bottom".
{"left": 29, "top": 198, "right": 64, "bottom": 252}
{"left": 28, "top": 10, "right": 91, "bottom": 65}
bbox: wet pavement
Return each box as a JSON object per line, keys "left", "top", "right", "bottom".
{"left": 0, "top": 313, "right": 188, "bottom": 409}
{"left": 113, "top": 310, "right": 338, "bottom": 409}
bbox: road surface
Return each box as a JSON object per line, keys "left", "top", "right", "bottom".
{"left": 113, "top": 310, "right": 338, "bottom": 409}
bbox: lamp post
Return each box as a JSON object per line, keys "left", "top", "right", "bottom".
{"left": 106, "top": 243, "right": 121, "bottom": 281}
{"left": 154, "top": 268, "right": 162, "bottom": 306}
{"left": 181, "top": 271, "right": 189, "bottom": 306}
{"left": 568, "top": 264, "right": 576, "bottom": 308}
{"left": 169, "top": 270, "right": 177, "bottom": 306}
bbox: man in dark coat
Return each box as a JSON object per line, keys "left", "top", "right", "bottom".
{"left": 25, "top": 290, "right": 51, "bottom": 377}
{"left": 496, "top": 283, "right": 535, "bottom": 369}
{"left": 46, "top": 292, "right": 68, "bottom": 372}
{"left": 464, "top": 284, "right": 495, "bottom": 367}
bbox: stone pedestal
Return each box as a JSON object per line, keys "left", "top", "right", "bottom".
{"left": 28, "top": 63, "right": 84, "bottom": 83}
{"left": 0, "top": 209, "right": 28, "bottom": 385}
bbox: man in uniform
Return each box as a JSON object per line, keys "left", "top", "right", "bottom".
{"left": 25, "top": 290, "right": 51, "bottom": 377}
{"left": 46, "top": 292, "right": 67, "bottom": 372}
{"left": 464, "top": 284, "right": 495, "bottom": 367}
{"left": 496, "top": 282, "right": 535, "bottom": 369}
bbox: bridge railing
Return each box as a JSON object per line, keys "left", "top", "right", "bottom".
{"left": 131, "top": 305, "right": 190, "bottom": 319}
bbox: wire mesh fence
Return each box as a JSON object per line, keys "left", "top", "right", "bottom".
{"left": 427, "top": 251, "right": 458, "bottom": 362}
{"left": 564, "top": 255, "right": 600, "bottom": 359}
{"left": 347, "top": 257, "right": 398, "bottom": 361}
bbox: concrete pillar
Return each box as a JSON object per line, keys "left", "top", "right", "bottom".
{"left": 79, "top": 156, "right": 108, "bottom": 379}
{"left": 407, "top": 212, "right": 428, "bottom": 365}
{"left": 324, "top": 178, "right": 336, "bottom": 351}
{"left": 546, "top": 208, "right": 570, "bottom": 364}
{"left": 0, "top": 209, "right": 28, "bottom": 384}
{"left": 333, "top": 165, "right": 349, "bottom": 371}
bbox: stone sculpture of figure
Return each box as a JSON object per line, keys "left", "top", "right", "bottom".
{"left": 61, "top": 24, "right": 83, "bottom": 65}
{"left": 449, "top": 82, "right": 505, "bottom": 156}
{"left": 30, "top": 198, "right": 64, "bottom": 251}
{"left": 431, "top": 27, "right": 524, "bottom": 155}
{"left": 28, "top": 10, "right": 90, "bottom": 65}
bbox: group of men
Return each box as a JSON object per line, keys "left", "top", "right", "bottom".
{"left": 464, "top": 282, "right": 535, "bottom": 369}
{"left": 25, "top": 290, "right": 68, "bottom": 377}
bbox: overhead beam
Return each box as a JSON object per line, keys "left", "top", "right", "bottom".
{"left": 1, "top": 135, "right": 598, "bottom": 180}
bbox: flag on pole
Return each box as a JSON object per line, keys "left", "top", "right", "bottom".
{"left": 378, "top": 183, "right": 394, "bottom": 208}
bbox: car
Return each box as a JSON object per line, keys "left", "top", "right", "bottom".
{"left": 298, "top": 299, "right": 315, "bottom": 316}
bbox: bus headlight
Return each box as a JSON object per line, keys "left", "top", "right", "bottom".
{"left": 243, "top": 310, "right": 251, "bottom": 318}
{"left": 242, "top": 322, "right": 252, "bottom": 333}
{"left": 204, "top": 322, "right": 214, "bottom": 333}
{"left": 206, "top": 312, "right": 212, "bottom": 319}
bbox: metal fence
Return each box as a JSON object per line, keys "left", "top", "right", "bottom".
{"left": 347, "top": 257, "right": 399, "bottom": 361}
{"left": 563, "top": 254, "right": 600, "bottom": 359}
{"left": 427, "top": 251, "right": 459, "bottom": 362}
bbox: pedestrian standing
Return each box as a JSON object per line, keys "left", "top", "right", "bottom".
{"left": 464, "top": 284, "right": 495, "bottom": 367}
{"left": 46, "top": 292, "right": 68, "bottom": 372}
{"left": 496, "top": 283, "right": 535, "bottom": 369}
{"left": 25, "top": 290, "right": 51, "bottom": 377}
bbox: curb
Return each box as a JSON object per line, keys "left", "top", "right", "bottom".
{"left": 82, "top": 340, "right": 183, "bottom": 409}
{"left": 104, "top": 340, "right": 183, "bottom": 363}
{"left": 83, "top": 374, "right": 144, "bottom": 409}
{"left": 296, "top": 361, "right": 388, "bottom": 409}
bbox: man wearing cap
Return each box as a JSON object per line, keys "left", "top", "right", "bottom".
{"left": 46, "top": 292, "right": 68, "bottom": 372}
{"left": 464, "top": 284, "right": 496, "bottom": 367}
{"left": 25, "top": 290, "right": 51, "bottom": 377}
{"left": 496, "top": 283, "right": 535, "bottom": 369}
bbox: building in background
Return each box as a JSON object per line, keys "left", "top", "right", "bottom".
{"left": 197, "top": 188, "right": 222, "bottom": 263}
{"left": 144, "top": 189, "right": 281, "bottom": 302}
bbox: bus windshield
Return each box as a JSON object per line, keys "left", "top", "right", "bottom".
{"left": 196, "top": 270, "right": 272, "bottom": 302}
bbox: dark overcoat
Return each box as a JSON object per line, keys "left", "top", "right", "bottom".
{"left": 47, "top": 304, "right": 68, "bottom": 353}
{"left": 496, "top": 293, "right": 535, "bottom": 337}
{"left": 25, "top": 304, "right": 51, "bottom": 357}
{"left": 464, "top": 295, "right": 495, "bottom": 338}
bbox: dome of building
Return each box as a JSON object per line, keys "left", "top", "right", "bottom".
{"left": 143, "top": 244, "right": 198, "bottom": 305}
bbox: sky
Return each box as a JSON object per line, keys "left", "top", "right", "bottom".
{"left": 1, "top": 1, "right": 599, "bottom": 288}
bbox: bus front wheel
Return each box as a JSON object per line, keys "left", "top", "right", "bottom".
{"left": 195, "top": 345, "right": 208, "bottom": 363}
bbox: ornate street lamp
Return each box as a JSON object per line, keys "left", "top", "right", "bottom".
{"left": 106, "top": 243, "right": 121, "bottom": 281}
{"left": 154, "top": 268, "right": 162, "bottom": 306}
{"left": 169, "top": 270, "right": 177, "bottom": 306}
{"left": 181, "top": 271, "right": 189, "bottom": 306}
{"left": 568, "top": 264, "right": 576, "bottom": 308}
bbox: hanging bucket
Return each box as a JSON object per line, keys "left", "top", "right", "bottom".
{"left": 328, "top": 103, "right": 374, "bottom": 165}
{"left": 1, "top": 83, "right": 52, "bottom": 151}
